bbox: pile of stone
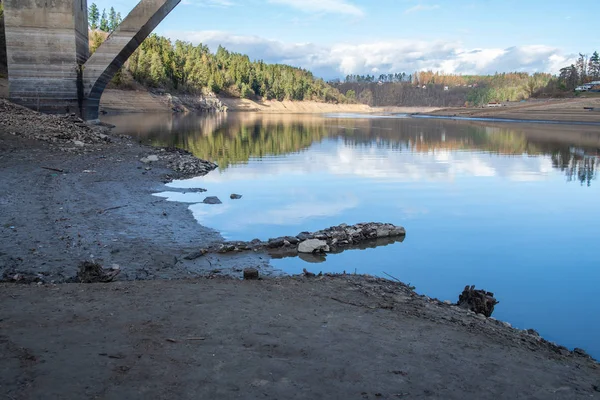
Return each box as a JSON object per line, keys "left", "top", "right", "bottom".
{"left": 159, "top": 147, "right": 218, "bottom": 177}
{"left": 294, "top": 223, "right": 406, "bottom": 252}
{"left": 185, "top": 223, "right": 406, "bottom": 260}
{"left": 0, "top": 99, "right": 110, "bottom": 145}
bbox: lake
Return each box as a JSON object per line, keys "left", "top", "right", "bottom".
{"left": 103, "top": 112, "right": 600, "bottom": 359}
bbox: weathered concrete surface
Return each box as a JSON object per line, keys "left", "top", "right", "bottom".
{"left": 3, "top": 0, "right": 88, "bottom": 114}
{"left": 0, "top": 6, "right": 7, "bottom": 77}
{"left": 82, "top": 0, "right": 180, "bottom": 120}
{"left": 3, "top": 0, "right": 180, "bottom": 119}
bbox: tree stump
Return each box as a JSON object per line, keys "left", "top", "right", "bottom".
{"left": 457, "top": 285, "right": 499, "bottom": 317}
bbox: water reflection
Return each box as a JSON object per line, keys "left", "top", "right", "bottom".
{"left": 103, "top": 112, "right": 600, "bottom": 359}
{"left": 106, "top": 113, "right": 600, "bottom": 185}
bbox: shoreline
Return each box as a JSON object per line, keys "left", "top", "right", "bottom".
{"left": 1, "top": 98, "right": 599, "bottom": 398}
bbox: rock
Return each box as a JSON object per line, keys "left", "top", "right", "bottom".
{"left": 230, "top": 194, "right": 242, "bottom": 200}
{"left": 218, "top": 244, "right": 236, "bottom": 253}
{"left": 296, "top": 232, "right": 314, "bottom": 241}
{"left": 73, "top": 140, "right": 84, "bottom": 147}
{"left": 243, "top": 268, "right": 259, "bottom": 280}
{"left": 183, "top": 249, "right": 207, "bottom": 260}
{"left": 267, "top": 238, "right": 285, "bottom": 248}
{"left": 573, "top": 348, "right": 591, "bottom": 358}
{"left": 457, "top": 285, "right": 499, "bottom": 318}
{"left": 298, "top": 239, "right": 330, "bottom": 254}
{"left": 140, "top": 154, "right": 159, "bottom": 163}
{"left": 443, "top": 300, "right": 452, "bottom": 305}
{"left": 303, "top": 268, "right": 316, "bottom": 277}
{"left": 203, "top": 196, "right": 222, "bottom": 204}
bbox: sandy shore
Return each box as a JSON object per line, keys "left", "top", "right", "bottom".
{"left": 97, "top": 87, "right": 440, "bottom": 115}
{"left": 1, "top": 98, "right": 599, "bottom": 399}
{"left": 415, "top": 97, "right": 600, "bottom": 124}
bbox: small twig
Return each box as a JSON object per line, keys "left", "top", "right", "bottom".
{"left": 329, "top": 297, "right": 368, "bottom": 308}
{"left": 98, "top": 205, "right": 128, "bottom": 214}
{"left": 185, "top": 337, "right": 206, "bottom": 341}
{"left": 165, "top": 338, "right": 177, "bottom": 343}
{"left": 383, "top": 271, "right": 402, "bottom": 283}
{"left": 41, "top": 166, "right": 64, "bottom": 173}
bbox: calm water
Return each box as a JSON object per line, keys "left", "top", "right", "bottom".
{"left": 103, "top": 112, "right": 600, "bottom": 358}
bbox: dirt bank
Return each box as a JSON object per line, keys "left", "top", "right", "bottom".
{"left": 1, "top": 276, "right": 599, "bottom": 399}
{"left": 0, "top": 100, "right": 270, "bottom": 283}
{"left": 417, "top": 97, "right": 600, "bottom": 124}
{"left": 97, "top": 86, "right": 440, "bottom": 115}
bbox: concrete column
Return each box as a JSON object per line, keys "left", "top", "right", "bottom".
{"left": 4, "top": 0, "right": 88, "bottom": 114}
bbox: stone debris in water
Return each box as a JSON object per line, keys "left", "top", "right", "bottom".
{"left": 298, "top": 239, "right": 330, "bottom": 254}
{"left": 203, "top": 196, "right": 222, "bottom": 204}
{"left": 160, "top": 147, "right": 217, "bottom": 178}
{"left": 230, "top": 194, "right": 242, "bottom": 200}
{"left": 457, "top": 285, "right": 499, "bottom": 317}
{"left": 196, "top": 223, "right": 406, "bottom": 256}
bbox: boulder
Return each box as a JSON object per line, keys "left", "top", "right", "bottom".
{"left": 203, "top": 196, "right": 222, "bottom": 204}
{"left": 298, "top": 239, "right": 330, "bottom": 254}
{"left": 140, "top": 154, "right": 159, "bottom": 163}
{"left": 230, "top": 194, "right": 242, "bottom": 199}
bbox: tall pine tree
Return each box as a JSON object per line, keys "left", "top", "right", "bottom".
{"left": 99, "top": 9, "right": 109, "bottom": 32}
{"left": 108, "top": 7, "right": 118, "bottom": 32}
{"left": 88, "top": 3, "right": 100, "bottom": 30}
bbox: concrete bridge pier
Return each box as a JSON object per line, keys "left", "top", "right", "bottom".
{"left": 3, "top": 0, "right": 180, "bottom": 120}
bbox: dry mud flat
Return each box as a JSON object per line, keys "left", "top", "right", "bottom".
{"left": 1, "top": 276, "right": 599, "bottom": 400}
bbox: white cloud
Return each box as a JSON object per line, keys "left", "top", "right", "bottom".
{"left": 181, "top": 0, "right": 234, "bottom": 7}
{"left": 164, "top": 30, "right": 577, "bottom": 78}
{"left": 267, "top": 0, "right": 364, "bottom": 17}
{"left": 404, "top": 4, "right": 440, "bottom": 14}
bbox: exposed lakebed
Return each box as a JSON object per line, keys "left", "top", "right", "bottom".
{"left": 103, "top": 112, "right": 600, "bottom": 358}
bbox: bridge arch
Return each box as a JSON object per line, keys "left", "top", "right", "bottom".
{"left": 3, "top": 0, "right": 180, "bottom": 120}
{"left": 82, "top": 0, "right": 180, "bottom": 120}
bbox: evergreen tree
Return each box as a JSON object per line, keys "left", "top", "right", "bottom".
{"left": 88, "top": 3, "right": 100, "bottom": 30}
{"left": 108, "top": 7, "right": 118, "bottom": 31}
{"left": 588, "top": 51, "right": 600, "bottom": 80}
{"left": 99, "top": 9, "right": 109, "bottom": 32}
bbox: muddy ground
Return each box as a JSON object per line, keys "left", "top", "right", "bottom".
{"left": 0, "top": 101, "right": 271, "bottom": 283}
{"left": 1, "top": 100, "right": 599, "bottom": 399}
{"left": 1, "top": 277, "right": 599, "bottom": 400}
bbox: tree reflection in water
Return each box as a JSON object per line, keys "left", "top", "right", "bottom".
{"left": 105, "top": 113, "right": 599, "bottom": 186}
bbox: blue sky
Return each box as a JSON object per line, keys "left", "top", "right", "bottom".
{"left": 91, "top": 0, "right": 600, "bottom": 79}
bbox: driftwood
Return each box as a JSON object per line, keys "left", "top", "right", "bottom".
{"left": 76, "top": 261, "right": 120, "bottom": 283}
{"left": 457, "top": 285, "right": 499, "bottom": 317}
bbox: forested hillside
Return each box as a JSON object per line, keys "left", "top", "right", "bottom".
{"left": 335, "top": 72, "right": 555, "bottom": 107}
{"left": 88, "top": 3, "right": 348, "bottom": 103}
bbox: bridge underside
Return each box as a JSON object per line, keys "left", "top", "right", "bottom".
{"left": 3, "top": 0, "right": 180, "bottom": 120}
